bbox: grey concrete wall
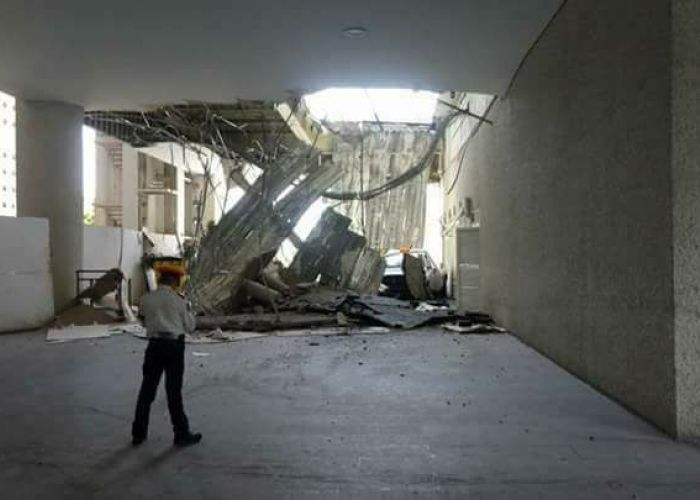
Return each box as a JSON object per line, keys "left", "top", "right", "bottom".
{"left": 450, "top": 0, "right": 678, "bottom": 433}
{"left": 672, "top": 0, "right": 700, "bottom": 438}
{"left": 0, "top": 216, "right": 54, "bottom": 332}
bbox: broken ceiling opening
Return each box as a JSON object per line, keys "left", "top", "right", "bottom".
{"left": 304, "top": 88, "right": 439, "bottom": 124}
{"left": 84, "top": 90, "right": 476, "bottom": 323}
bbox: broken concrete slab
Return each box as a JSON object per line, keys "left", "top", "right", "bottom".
{"left": 243, "top": 279, "right": 282, "bottom": 306}
{"left": 345, "top": 246, "right": 385, "bottom": 294}
{"left": 281, "top": 208, "right": 384, "bottom": 294}
{"left": 278, "top": 289, "right": 353, "bottom": 313}
{"left": 403, "top": 253, "right": 429, "bottom": 300}
{"left": 196, "top": 313, "right": 339, "bottom": 332}
{"left": 283, "top": 208, "right": 355, "bottom": 285}
{"left": 349, "top": 295, "right": 455, "bottom": 329}
{"left": 188, "top": 152, "right": 343, "bottom": 314}
{"left": 278, "top": 289, "right": 470, "bottom": 329}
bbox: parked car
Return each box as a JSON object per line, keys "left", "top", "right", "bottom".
{"left": 379, "top": 249, "right": 445, "bottom": 300}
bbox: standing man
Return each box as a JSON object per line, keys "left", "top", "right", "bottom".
{"left": 132, "top": 267, "right": 202, "bottom": 447}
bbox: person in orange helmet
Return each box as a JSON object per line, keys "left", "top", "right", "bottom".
{"left": 131, "top": 267, "right": 201, "bottom": 447}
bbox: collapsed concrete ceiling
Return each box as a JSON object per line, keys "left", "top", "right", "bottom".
{"left": 84, "top": 101, "right": 312, "bottom": 165}
{"left": 0, "top": 0, "right": 562, "bottom": 109}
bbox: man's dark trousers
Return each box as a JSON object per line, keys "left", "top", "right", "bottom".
{"left": 132, "top": 336, "right": 190, "bottom": 440}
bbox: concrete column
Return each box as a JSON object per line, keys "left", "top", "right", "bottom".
{"left": 176, "top": 166, "right": 185, "bottom": 237}
{"left": 16, "top": 100, "right": 84, "bottom": 310}
{"left": 672, "top": 0, "right": 700, "bottom": 438}
{"left": 121, "top": 144, "right": 139, "bottom": 230}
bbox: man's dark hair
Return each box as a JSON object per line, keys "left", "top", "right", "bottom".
{"left": 158, "top": 271, "right": 181, "bottom": 288}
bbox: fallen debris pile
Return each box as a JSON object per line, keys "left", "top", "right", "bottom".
{"left": 75, "top": 101, "right": 503, "bottom": 343}
{"left": 46, "top": 292, "right": 503, "bottom": 344}
{"left": 277, "top": 289, "right": 491, "bottom": 330}
{"left": 196, "top": 312, "right": 338, "bottom": 332}
{"left": 51, "top": 303, "right": 121, "bottom": 328}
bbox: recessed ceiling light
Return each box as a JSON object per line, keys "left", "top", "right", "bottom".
{"left": 343, "top": 27, "right": 368, "bottom": 39}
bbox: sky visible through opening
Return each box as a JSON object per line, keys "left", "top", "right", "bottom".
{"left": 302, "top": 88, "right": 443, "bottom": 264}
{"left": 304, "top": 88, "right": 438, "bottom": 124}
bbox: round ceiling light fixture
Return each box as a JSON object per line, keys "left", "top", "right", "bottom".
{"left": 342, "top": 26, "right": 368, "bottom": 39}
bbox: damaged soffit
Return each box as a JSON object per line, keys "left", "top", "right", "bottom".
{"left": 84, "top": 100, "right": 325, "bottom": 166}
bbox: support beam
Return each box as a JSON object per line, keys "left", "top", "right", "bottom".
{"left": 16, "top": 100, "right": 84, "bottom": 310}
{"left": 176, "top": 166, "right": 185, "bottom": 238}
{"left": 121, "top": 144, "right": 139, "bottom": 230}
{"left": 275, "top": 102, "right": 333, "bottom": 152}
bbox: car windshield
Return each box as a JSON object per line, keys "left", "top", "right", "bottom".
{"left": 384, "top": 253, "right": 404, "bottom": 268}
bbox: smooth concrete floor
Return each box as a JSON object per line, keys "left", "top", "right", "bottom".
{"left": 1, "top": 329, "right": 700, "bottom": 499}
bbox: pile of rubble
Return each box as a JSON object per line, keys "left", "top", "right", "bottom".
{"left": 50, "top": 101, "right": 503, "bottom": 343}
{"left": 182, "top": 171, "right": 484, "bottom": 334}
{"left": 191, "top": 283, "right": 497, "bottom": 335}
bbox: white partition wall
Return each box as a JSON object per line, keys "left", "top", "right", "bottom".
{"left": 0, "top": 216, "right": 54, "bottom": 332}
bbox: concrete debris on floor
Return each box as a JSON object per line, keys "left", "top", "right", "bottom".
{"left": 45, "top": 306, "right": 398, "bottom": 344}
{"left": 196, "top": 312, "right": 339, "bottom": 332}
{"left": 280, "top": 290, "right": 494, "bottom": 330}
{"left": 346, "top": 294, "right": 454, "bottom": 329}
{"left": 47, "top": 324, "right": 120, "bottom": 343}
{"left": 51, "top": 303, "right": 122, "bottom": 328}
{"left": 188, "top": 205, "right": 386, "bottom": 316}
{"left": 46, "top": 322, "right": 144, "bottom": 343}
{"left": 47, "top": 289, "right": 502, "bottom": 344}
{"left": 81, "top": 104, "right": 474, "bottom": 349}
{"left": 443, "top": 321, "right": 508, "bottom": 335}
{"left": 195, "top": 325, "right": 391, "bottom": 343}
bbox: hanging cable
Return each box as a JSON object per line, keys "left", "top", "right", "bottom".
{"left": 444, "top": 96, "right": 498, "bottom": 196}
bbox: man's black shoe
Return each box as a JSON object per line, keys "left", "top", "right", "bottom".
{"left": 174, "top": 432, "right": 202, "bottom": 447}
{"left": 132, "top": 435, "right": 146, "bottom": 447}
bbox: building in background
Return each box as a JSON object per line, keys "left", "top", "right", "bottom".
{"left": 0, "top": 91, "right": 15, "bottom": 217}
{"left": 90, "top": 132, "right": 227, "bottom": 239}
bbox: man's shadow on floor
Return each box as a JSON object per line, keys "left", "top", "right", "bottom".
{"left": 61, "top": 442, "right": 186, "bottom": 498}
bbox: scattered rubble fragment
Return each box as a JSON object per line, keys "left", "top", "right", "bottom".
{"left": 52, "top": 303, "right": 121, "bottom": 328}
{"left": 281, "top": 209, "right": 384, "bottom": 293}
{"left": 196, "top": 312, "right": 338, "bottom": 332}
{"left": 75, "top": 268, "right": 124, "bottom": 304}
{"left": 47, "top": 325, "right": 117, "bottom": 343}
{"left": 348, "top": 295, "right": 453, "bottom": 329}
{"left": 46, "top": 322, "right": 143, "bottom": 343}
{"left": 278, "top": 289, "right": 457, "bottom": 328}
{"left": 443, "top": 321, "right": 507, "bottom": 335}
{"left": 403, "top": 253, "right": 430, "bottom": 301}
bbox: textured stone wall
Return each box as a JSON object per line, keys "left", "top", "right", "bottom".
{"left": 672, "top": 0, "right": 700, "bottom": 438}
{"left": 448, "top": 0, "right": 679, "bottom": 433}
